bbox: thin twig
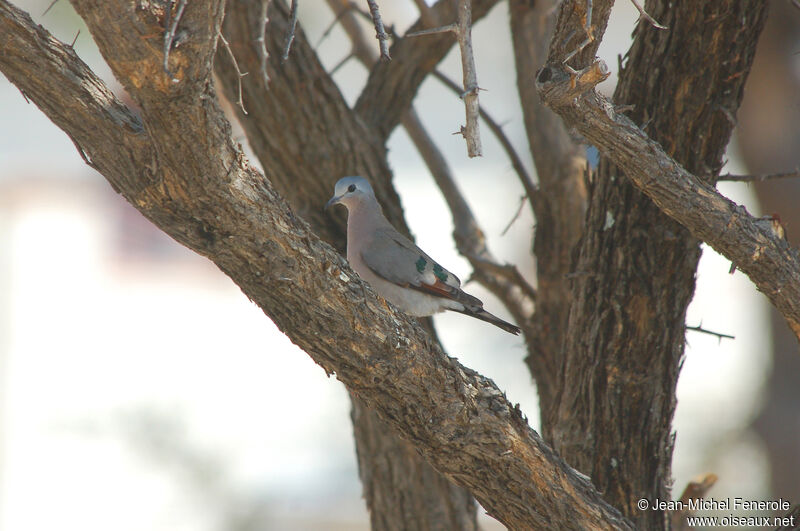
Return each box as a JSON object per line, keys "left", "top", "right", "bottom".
{"left": 163, "top": 0, "right": 187, "bottom": 80}
{"left": 318, "top": 2, "right": 354, "bottom": 46}
{"left": 466, "top": 253, "right": 538, "bottom": 302}
{"left": 317, "top": 2, "right": 374, "bottom": 48}
{"left": 70, "top": 29, "right": 80, "bottom": 48}
{"left": 562, "top": 0, "right": 594, "bottom": 70}
{"left": 501, "top": 195, "right": 527, "bottom": 236}
{"left": 629, "top": 0, "right": 668, "bottom": 30}
{"left": 218, "top": 32, "right": 249, "bottom": 115}
{"left": 406, "top": 24, "right": 457, "bottom": 37}
{"left": 65, "top": 130, "right": 97, "bottom": 170}
{"left": 329, "top": 52, "right": 355, "bottom": 76}
{"left": 366, "top": 0, "right": 391, "bottom": 61}
{"left": 403, "top": 0, "right": 483, "bottom": 157}
{"left": 455, "top": 0, "right": 482, "bottom": 157}
{"left": 432, "top": 70, "right": 536, "bottom": 201}
{"left": 282, "top": 0, "right": 299, "bottom": 62}
{"left": 255, "top": 0, "right": 271, "bottom": 85}
{"left": 685, "top": 324, "right": 734, "bottom": 341}
{"left": 323, "top": 0, "right": 374, "bottom": 70}
{"left": 718, "top": 170, "right": 800, "bottom": 182}
{"left": 42, "top": 0, "right": 59, "bottom": 16}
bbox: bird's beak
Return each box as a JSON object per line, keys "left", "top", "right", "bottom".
{"left": 325, "top": 195, "right": 341, "bottom": 211}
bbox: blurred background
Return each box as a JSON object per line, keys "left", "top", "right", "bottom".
{"left": 1, "top": 1, "right": 798, "bottom": 529}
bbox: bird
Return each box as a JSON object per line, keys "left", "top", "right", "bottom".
{"left": 325, "top": 176, "right": 521, "bottom": 335}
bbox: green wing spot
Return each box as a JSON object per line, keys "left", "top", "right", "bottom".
{"left": 432, "top": 263, "right": 448, "bottom": 282}
{"left": 415, "top": 256, "right": 427, "bottom": 273}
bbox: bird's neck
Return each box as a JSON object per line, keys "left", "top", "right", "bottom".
{"left": 350, "top": 199, "right": 388, "bottom": 228}
{"left": 347, "top": 200, "right": 389, "bottom": 255}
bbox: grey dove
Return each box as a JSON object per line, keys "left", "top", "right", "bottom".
{"left": 326, "top": 176, "right": 521, "bottom": 335}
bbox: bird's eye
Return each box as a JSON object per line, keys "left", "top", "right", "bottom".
{"left": 347, "top": 184, "right": 356, "bottom": 193}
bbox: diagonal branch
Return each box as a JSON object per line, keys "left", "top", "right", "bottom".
{"left": 536, "top": 60, "right": 800, "bottom": 340}
{"left": 0, "top": 3, "right": 636, "bottom": 528}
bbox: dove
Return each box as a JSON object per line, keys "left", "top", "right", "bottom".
{"left": 326, "top": 176, "right": 521, "bottom": 335}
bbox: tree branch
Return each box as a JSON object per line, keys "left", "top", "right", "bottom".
{"left": 453, "top": 0, "right": 482, "bottom": 157}
{"left": 365, "top": 0, "right": 390, "bottom": 61}
{"left": 685, "top": 325, "right": 735, "bottom": 341}
{"left": 1, "top": 1, "right": 635, "bottom": 528}
{"left": 281, "top": 0, "right": 298, "bottom": 61}
{"left": 163, "top": 0, "right": 188, "bottom": 79}
{"left": 255, "top": 0, "right": 270, "bottom": 84}
{"left": 218, "top": 31, "right": 248, "bottom": 114}
{"left": 628, "top": 0, "right": 667, "bottom": 30}
{"left": 393, "top": 0, "right": 486, "bottom": 157}
{"left": 354, "top": 0, "right": 500, "bottom": 142}
{"left": 719, "top": 170, "right": 800, "bottom": 183}
{"left": 536, "top": 60, "right": 800, "bottom": 340}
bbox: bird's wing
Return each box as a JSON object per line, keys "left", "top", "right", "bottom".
{"left": 360, "top": 227, "right": 481, "bottom": 307}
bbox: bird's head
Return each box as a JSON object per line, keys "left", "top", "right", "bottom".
{"left": 325, "top": 176, "right": 375, "bottom": 211}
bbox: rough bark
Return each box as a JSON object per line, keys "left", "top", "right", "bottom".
{"left": 538, "top": 1, "right": 771, "bottom": 529}
{"left": 215, "top": 1, "right": 479, "bottom": 528}
{"left": 0, "top": 0, "right": 635, "bottom": 529}
{"left": 508, "top": 0, "right": 588, "bottom": 427}
{"left": 547, "top": 0, "right": 614, "bottom": 67}
{"left": 350, "top": 397, "right": 478, "bottom": 531}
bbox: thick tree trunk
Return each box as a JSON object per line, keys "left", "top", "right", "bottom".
{"left": 546, "top": 2, "right": 769, "bottom": 529}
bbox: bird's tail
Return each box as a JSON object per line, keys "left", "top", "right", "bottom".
{"left": 451, "top": 307, "right": 521, "bottom": 335}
